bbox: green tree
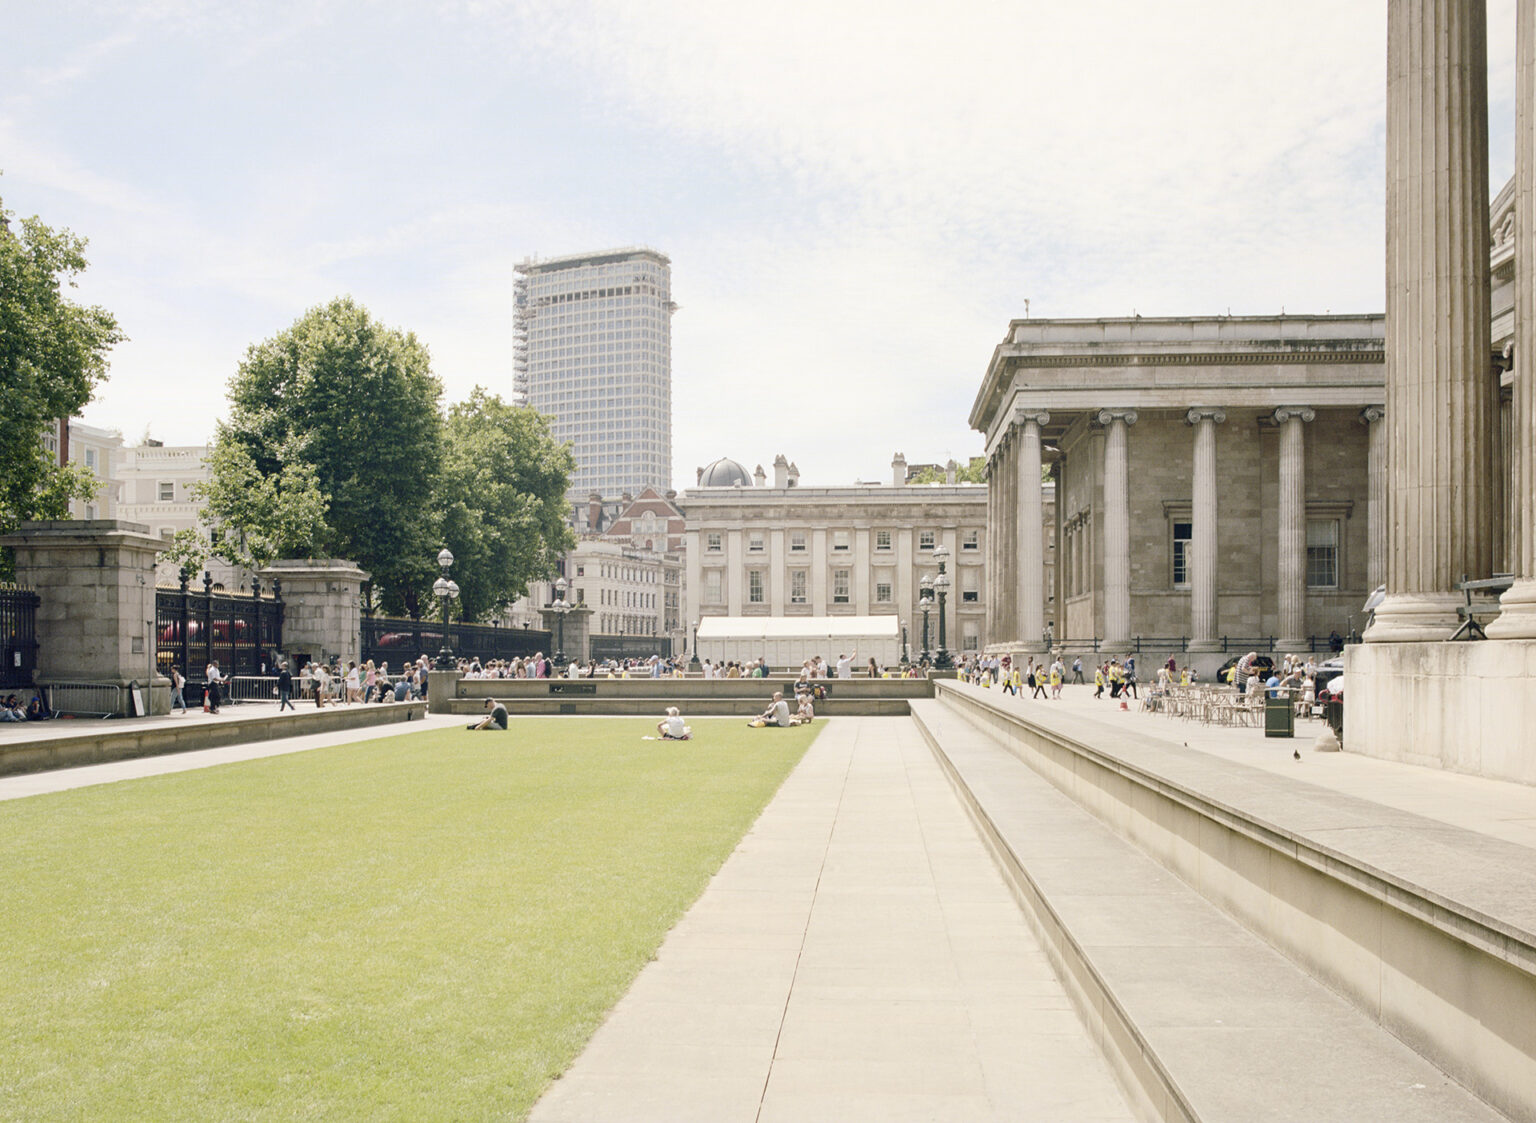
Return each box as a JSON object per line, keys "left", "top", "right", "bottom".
{"left": 214, "top": 297, "right": 444, "bottom": 612}
{"left": 437, "top": 388, "right": 576, "bottom": 621}
{"left": 0, "top": 194, "right": 124, "bottom": 544}
{"left": 195, "top": 434, "right": 329, "bottom": 569}
{"left": 155, "top": 527, "right": 212, "bottom": 583}
{"left": 909, "top": 456, "right": 987, "bottom": 484}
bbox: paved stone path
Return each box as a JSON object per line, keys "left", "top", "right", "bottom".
{"left": 0, "top": 707, "right": 465, "bottom": 801}
{"left": 529, "top": 716, "right": 1134, "bottom": 1123}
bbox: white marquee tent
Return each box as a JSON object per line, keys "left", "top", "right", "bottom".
{"left": 695, "top": 616, "right": 903, "bottom": 670}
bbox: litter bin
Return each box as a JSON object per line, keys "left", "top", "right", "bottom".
{"left": 1264, "top": 694, "right": 1294, "bottom": 738}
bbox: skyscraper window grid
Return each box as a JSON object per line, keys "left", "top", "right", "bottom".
{"left": 513, "top": 248, "right": 675, "bottom": 500}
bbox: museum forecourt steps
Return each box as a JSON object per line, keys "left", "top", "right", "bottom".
{"left": 913, "top": 681, "right": 1536, "bottom": 1123}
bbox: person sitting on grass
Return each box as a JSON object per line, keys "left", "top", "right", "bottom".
{"left": 469, "top": 697, "right": 508, "bottom": 731}
{"left": 657, "top": 706, "right": 692, "bottom": 740}
{"left": 748, "top": 691, "right": 792, "bottom": 728}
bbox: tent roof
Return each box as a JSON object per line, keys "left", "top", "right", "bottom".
{"left": 697, "top": 615, "right": 899, "bottom": 640}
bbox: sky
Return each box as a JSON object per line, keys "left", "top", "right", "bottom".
{"left": 1, "top": 0, "right": 1520, "bottom": 491}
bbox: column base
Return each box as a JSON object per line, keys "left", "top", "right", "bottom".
{"left": 1277, "top": 636, "right": 1310, "bottom": 655}
{"left": 1485, "top": 578, "right": 1536, "bottom": 640}
{"left": 1363, "top": 592, "right": 1464, "bottom": 643}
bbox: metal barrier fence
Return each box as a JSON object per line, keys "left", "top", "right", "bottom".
{"left": 224, "top": 675, "right": 282, "bottom": 704}
{"left": 47, "top": 682, "right": 119, "bottom": 718}
{"left": 1, "top": 583, "right": 40, "bottom": 690}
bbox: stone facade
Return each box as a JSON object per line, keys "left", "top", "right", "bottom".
{"left": 972, "top": 317, "right": 1385, "bottom": 672}
{"left": 0, "top": 520, "right": 170, "bottom": 715}
{"left": 682, "top": 456, "right": 992, "bottom": 659}
{"left": 258, "top": 559, "right": 368, "bottom": 667}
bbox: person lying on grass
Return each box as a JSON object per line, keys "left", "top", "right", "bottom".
{"left": 469, "top": 698, "right": 508, "bottom": 731}
{"left": 657, "top": 706, "right": 692, "bottom": 740}
{"left": 748, "top": 691, "right": 791, "bottom": 728}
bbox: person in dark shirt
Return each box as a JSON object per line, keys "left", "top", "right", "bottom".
{"left": 469, "top": 698, "right": 508, "bottom": 730}
{"left": 277, "top": 662, "right": 295, "bottom": 711}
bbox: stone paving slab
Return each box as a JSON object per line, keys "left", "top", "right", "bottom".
{"left": 915, "top": 700, "right": 1506, "bottom": 1123}
{"left": 528, "top": 717, "right": 1135, "bottom": 1123}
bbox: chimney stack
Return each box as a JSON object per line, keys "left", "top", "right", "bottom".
{"left": 892, "top": 452, "right": 907, "bottom": 487}
{"left": 753, "top": 463, "right": 766, "bottom": 487}
{"left": 588, "top": 492, "right": 603, "bottom": 532}
{"left": 945, "top": 458, "right": 957, "bottom": 485}
{"left": 773, "top": 453, "right": 789, "bottom": 488}
{"left": 788, "top": 461, "right": 800, "bottom": 487}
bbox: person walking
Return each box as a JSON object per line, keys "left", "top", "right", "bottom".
{"left": 169, "top": 666, "right": 187, "bottom": 715}
{"left": 204, "top": 660, "right": 223, "bottom": 713}
{"left": 277, "top": 661, "right": 295, "bottom": 711}
{"left": 1072, "top": 656, "right": 1084, "bottom": 683}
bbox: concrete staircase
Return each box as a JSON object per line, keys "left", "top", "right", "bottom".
{"left": 911, "top": 684, "right": 1536, "bottom": 1123}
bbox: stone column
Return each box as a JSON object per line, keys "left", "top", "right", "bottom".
{"left": 259, "top": 559, "right": 368, "bottom": 666}
{"left": 1016, "top": 410, "right": 1049, "bottom": 652}
{"left": 986, "top": 450, "right": 998, "bottom": 643}
{"left": 1274, "top": 407, "right": 1314, "bottom": 652}
{"left": 1186, "top": 409, "right": 1225, "bottom": 651}
{"left": 0, "top": 520, "right": 170, "bottom": 715}
{"left": 999, "top": 431, "right": 1015, "bottom": 641}
{"left": 1369, "top": 0, "right": 1494, "bottom": 642}
{"left": 1360, "top": 407, "right": 1387, "bottom": 592}
{"left": 1098, "top": 410, "right": 1136, "bottom": 651}
{"left": 1490, "top": 0, "right": 1536, "bottom": 637}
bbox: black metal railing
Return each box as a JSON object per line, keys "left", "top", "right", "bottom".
{"left": 1051, "top": 634, "right": 1345, "bottom": 656}
{"left": 361, "top": 615, "right": 552, "bottom": 666}
{"left": 156, "top": 573, "right": 283, "bottom": 680}
{"left": 0, "top": 583, "right": 40, "bottom": 689}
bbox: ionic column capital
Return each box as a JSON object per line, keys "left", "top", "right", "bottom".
{"left": 1095, "top": 408, "right": 1138, "bottom": 427}
{"left": 1272, "top": 406, "right": 1315, "bottom": 425}
{"left": 1360, "top": 405, "right": 1385, "bottom": 425}
{"left": 1185, "top": 408, "right": 1227, "bottom": 426}
{"left": 1013, "top": 408, "right": 1051, "bottom": 430}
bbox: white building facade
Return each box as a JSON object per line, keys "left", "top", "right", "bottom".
{"left": 514, "top": 247, "right": 675, "bottom": 500}
{"left": 682, "top": 456, "right": 990, "bottom": 661}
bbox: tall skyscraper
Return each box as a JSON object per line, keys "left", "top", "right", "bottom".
{"left": 514, "top": 247, "right": 675, "bottom": 500}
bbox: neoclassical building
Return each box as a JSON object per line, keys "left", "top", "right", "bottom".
{"left": 972, "top": 316, "right": 1386, "bottom": 668}
{"left": 682, "top": 455, "right": 994, "bottom": 659}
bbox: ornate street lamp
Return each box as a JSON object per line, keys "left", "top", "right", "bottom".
{"left": 690, "top": 619, "right": 701, "bottom": 670}
{"left": 919, "top": 575, "right": 934, "bottom": 664}
{"left": 933, "top": 543, "right": 952, "bottom": 669}
{"left": 552, "top": 576, "right": 570, "bottom": 666}
{"left": 900, "top": 618, "right": 909, "bottom": 669}
{"left": 432, "top": 547, "right": 459, "bottom": 669}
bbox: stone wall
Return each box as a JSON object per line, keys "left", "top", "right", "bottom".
{"left": 258, "top": 559, "right": 367, "bottom": 667}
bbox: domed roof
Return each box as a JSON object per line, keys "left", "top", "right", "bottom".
{"left": 699, "top": 457, "right": 752, "bottom": 487}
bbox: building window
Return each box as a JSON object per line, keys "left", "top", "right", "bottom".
{"left": 748, "top": 532, "right": 764, "bottom": 553}
{"left": 1306, "top": 519, "right": 1339, "bottom": 588}
{"left": 85, "top": 504, "right": 97, "bottom": 520}
{"left": 705, "top": 570, "right": 723, "bottom": 603}
{"left": 875, "top": 529, "right": 892, "bottom": 551}
{"left": 85, "top": 448, "right": 97, "bottom": 470}
{"left": 962, "top": 529, "right": 980, "bottom": 551}
{"left": 1171, "top": 521, "right": 1192, "bottom": 589}
{"left": 919, "top": 530, "right": 936, "bottom": 551}
{"left": 962, "top": 623, "right": 979, "bottom": 652}
{"left": 832, "top": 530, "right": 851, "bottom": 552}
{"left": 875, "top": 581, "right": 892, "bottom": 604}
{"left": 160, "top": 528, "right": 174, "bottom": 540}
{"left": 576, "top": 588, "right": 586, "bottom": 604}
{"left": 576, "top": 565, "right": 585, "bottom": 577}
{"left": 790, "top": 531, "right": 806, "bottom": 553}
{"left": 790, "top": 569, "right": 808, "bottom": 604}
{"left": 832, "top": 569, "right": 851, "bottom": 603}
{"left": 961, "top": 568, "right": 979, "bottom": 603}
{"left": 707, "top": 532, "right": 722, "bottom": 552}
{"left": 748, "top": 569, "right": 765, "bottom": 603}
{"left": 159, "top": 481, "right": 175, "bottom": 501}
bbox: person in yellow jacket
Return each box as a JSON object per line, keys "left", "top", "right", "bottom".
{"left": 1094, "top": 665, "right": 1106, "bottom": 699}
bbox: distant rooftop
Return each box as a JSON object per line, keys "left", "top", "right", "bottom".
{"left": 515, "top": 247, "right": 670, "bottom": 273}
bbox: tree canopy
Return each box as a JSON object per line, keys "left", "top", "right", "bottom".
{"left": 909, "top": 456, "right": 986, "bottom": 485}
{"left": 0, "top": 195, "right": 123, "bottom": 542}
{"left": 438, "top": 388, "right": 576, "bottom": 621}
{"left": 205, "top": 299, "right": 577, "bottom": 618}
{"left": 211, "top": 297, "right": 445, "bottom": 612}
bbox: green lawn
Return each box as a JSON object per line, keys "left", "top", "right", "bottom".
{"left": 0, "top": 718, "right": 821, "bottom": 1122}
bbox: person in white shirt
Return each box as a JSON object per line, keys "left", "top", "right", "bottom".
{"left": 204, "top": 660, "right": 223, "bottom": 713}
{"left": 657, "top": 706, "right": 691, "bottom": 740}
{"left": 835, "top": 651, "right": 857, "bottom": 679}
{"left": 751, "top": 691, "right": 792, "bottom": 728}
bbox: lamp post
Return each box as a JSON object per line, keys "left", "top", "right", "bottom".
{"left": 900, "top": 619, "right": 909, "bottom": 669}
{"left": 933, "top": 543, "right": 952, "bottom": 670}
{"left": 690, "top": 619, "right": 701, "bottom": 670}
{"left": 552, "top": 576, "right": 570, "bottom": 666}
{"left": 432, "top": 548, "right": 459, "bottom": 669}
{"left": 919, "top": 575, "right": 933, "bottom": 663}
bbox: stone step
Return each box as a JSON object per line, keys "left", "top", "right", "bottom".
{"left": 909, "top": 698, "right": 1512, "bottom": 1123}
